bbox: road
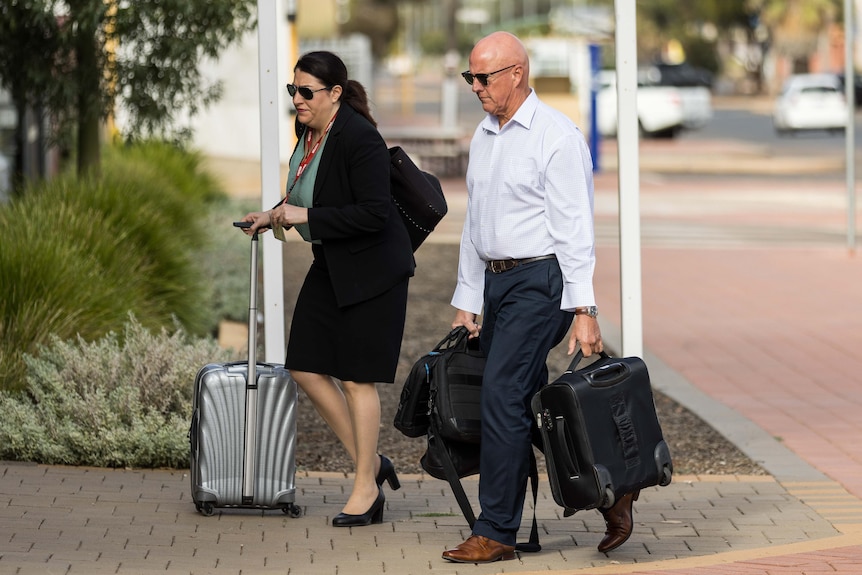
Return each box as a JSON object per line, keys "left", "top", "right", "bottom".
{"left": 678, "top": 101, "right": 862, "bottom": 156}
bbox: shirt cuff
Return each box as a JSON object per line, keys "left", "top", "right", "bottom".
{"left": 561, "top": 282, "right": 595, "bottom": 313}
{"left": 451, "top": 285, "right": 485, "bottom": 316}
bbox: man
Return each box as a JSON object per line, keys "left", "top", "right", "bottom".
{"left": 442, "top": 31, "right": 637, "bottom": 563}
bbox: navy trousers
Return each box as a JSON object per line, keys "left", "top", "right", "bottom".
{"left": 472, "top": 258, "right": 574, "bottom": 546}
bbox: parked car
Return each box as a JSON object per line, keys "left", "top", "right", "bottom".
{"left": 837, "top": 72, "right": 862, "bottom": 107}
{"left": 773, "top": 74, "right": 848, "bottom": 134}
{"left": 640, "top": 64, "right": 713, "bottom": 130}
{"left": 647, "top": 62, "right": 714, "bottom": 88}
{"left": 596, "top": 68, "right": 712, "bottom": 139}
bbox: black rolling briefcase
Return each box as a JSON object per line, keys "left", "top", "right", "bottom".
{"left": 531, "top": 350, "right": 673, "bottom": 512}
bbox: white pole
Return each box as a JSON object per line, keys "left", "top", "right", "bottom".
{"left": 845, "top": 0, "right": 857, "bottom": 253}
{"left": 257, "top": 0, "right": 286, "bottom": 363}
{"left": 613, "top": 0, "right": 643, "bottom": 358}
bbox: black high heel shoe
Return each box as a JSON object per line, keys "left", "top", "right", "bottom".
{"left": 375, "top": 454, "right": 401, "bottom": 491}
{"left": 331, "top": 487, "right": 385, "bottom": 527}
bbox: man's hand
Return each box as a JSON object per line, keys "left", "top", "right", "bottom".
{"left": 452, "top": 309, "right": 481, "bottom": 338}
{"left": 568, "top": 315, "right": 603, "bottom": 356}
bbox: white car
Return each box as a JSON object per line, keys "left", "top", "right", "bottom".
{"left": 773, "top": 74, "right": 848, "bottom": 134}
{"left": 596, "top": 69, "right": 712, "bottom": 139}
{"left": 596, "top": 70, "right": 682, "bottom": 138}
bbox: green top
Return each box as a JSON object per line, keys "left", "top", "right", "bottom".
{"left": 286, "top": 132, "right": 329, "bottom": 244}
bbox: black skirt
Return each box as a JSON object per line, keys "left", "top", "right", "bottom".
{"left": 285, "top": 244, "right": 409, "bottom": 383}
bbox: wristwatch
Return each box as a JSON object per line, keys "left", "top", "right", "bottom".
{"left": 574, "top": 306, "right": 599, "bottom": 318}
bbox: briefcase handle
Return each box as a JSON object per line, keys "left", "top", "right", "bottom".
{"left": 431, "top": 326, "right": 481, "bottom": 355}
{"left": 566, "top": 348, "right": 610, "bottom": 372}
{"left": 566, "top": 349, "right": 631, "bottom": 388}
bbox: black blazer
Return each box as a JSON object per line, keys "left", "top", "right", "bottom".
{"left": 297, "top": 104, "right": 415, "bottom": 307}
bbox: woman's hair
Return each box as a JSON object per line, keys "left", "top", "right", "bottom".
{"left": 294, "top": 51, "right": 376, "bottom": 127}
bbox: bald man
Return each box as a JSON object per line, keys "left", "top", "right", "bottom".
{"left": 443, "top": 32, "right": 637, "bottom": 563}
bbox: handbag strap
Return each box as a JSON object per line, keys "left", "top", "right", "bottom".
{"left": 518, "top": 451, "right": 542, "bottom": 553}
{"left": 429, "top": 416, "right": 541, "bottom": 553}
{"left": 429, "top": 417, "right": 476, "bottom": 526}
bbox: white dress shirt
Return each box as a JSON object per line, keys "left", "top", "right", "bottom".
{"left": 451, "top": 90, "right": 597, "bottom": 315}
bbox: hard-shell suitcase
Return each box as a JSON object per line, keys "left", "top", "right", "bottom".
{"left": 189, "top": 224, "right": 300, "bottom": 517}
{"left": 532, "top": 350, "right": 672, "bottom": 512}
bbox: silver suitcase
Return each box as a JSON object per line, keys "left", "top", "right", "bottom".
{"left": 189, "top": 224, "right": 300, "bottom": 517}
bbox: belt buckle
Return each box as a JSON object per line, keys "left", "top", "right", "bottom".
{"left": 489, "top": 259, "right": 517, "bottom": 273}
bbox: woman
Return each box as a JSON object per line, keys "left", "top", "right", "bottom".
{"left": 241, "top": 51, "right": 414, "bottom": 527}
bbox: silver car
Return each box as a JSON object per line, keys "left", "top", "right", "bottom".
{"left": 773, "top": 73, "right": 848, "bottom": 134}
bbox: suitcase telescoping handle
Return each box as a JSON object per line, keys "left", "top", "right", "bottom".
{"left": 233, "top": 221, "right": 260, "bottom": 502}
{"left": 233, "top": 222, "right": 259, "bottom": 375}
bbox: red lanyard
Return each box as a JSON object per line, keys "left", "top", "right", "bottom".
{"left": 287, "top": 112, "right": 338, "bottom": 197}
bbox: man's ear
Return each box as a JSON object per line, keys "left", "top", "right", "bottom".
{"left": 512, "top": 65, "right": 526, "bottom": 87}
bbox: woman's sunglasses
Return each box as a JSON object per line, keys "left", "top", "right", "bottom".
{"left": 461, "top": 64, "right": 517, "bottom": 87}
{"left": 286, "top": 84, "right": 331, "bottom": 99}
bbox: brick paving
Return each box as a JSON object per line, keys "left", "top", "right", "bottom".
{"left": 0, "top": 463, "right": 855, "bottom": 575}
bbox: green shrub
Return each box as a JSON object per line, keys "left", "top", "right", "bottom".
{"left": 0, "top": 190, "right": 167, "bottom": 390}
{"left": 0, "top": 141, "right": 221, "bottom": 391}
{"left": 104, "top": 140, "right": 226, "bottom": 205}
{"left": 199, "top": 196, "right": 261, "bottom": 327}
{"left": 0, "top": 315, "right": 234, "bottom": 468}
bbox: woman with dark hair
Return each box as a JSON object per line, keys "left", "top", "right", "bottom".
{"left": 241, "top": 51, "right": 414, "bottom": 527}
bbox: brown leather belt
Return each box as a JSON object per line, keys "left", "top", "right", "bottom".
{"left": 486, "top": 254, "right": 556, "bottom": 274}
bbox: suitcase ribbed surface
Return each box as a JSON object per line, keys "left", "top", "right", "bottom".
{"left": 191, "top": 362, "right": 297, "bottom": 508}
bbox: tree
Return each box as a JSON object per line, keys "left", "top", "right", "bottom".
{"left": 586, "top": 0, "right": 755, "bottom": 72}
{"left": 0, "top": 0, "right": 257, "bottom": 178}
{"left": 748, "top": 0, "right": 840, "bottom": 73}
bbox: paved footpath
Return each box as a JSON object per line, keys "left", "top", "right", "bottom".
{"left": 4, "top": 140, "right": 862, "bottom": 574}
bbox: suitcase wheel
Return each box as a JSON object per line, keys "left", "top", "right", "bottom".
{"left": 660, "top": 465, "right": 673, "bottom": 487}
{"left": 595, "top": 466, "right": 615, "bottom": 508}
{"left": 602, "top": 487, "right": 615, "bottom": 509}
{"left": 654, "top": 441, "right": 674, "bottom": 487}
{"left": 283, "top": 503, "right": 303, "bottom": 518}
{"left": 197, "top": 502, "right": 215, "bottom": 516}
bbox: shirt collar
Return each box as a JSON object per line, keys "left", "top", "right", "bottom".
{"left": 481, "top": 89, "right": 538, "bottom": 133}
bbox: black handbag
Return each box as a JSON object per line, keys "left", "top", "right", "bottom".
{"left": 405, "top": 327, "right": 541, "bottom": 552}
{"left": 393, "top": 327, "right": 482, "bottom": 439}
{"left": 420, "top": 435, "right": 481, "bottom": 481}
{"left": 389, "top": 146, "right": 447, "bottom": 252}
{"left": 428, "top": 327, "right": 483, "bottom": 443}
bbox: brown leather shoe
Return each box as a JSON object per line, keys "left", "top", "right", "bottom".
{"left": 597, "top": 490, "right": 639, "bottom": 553}
{"left": 442, "top": 535, "right": 516, "bottom": 563}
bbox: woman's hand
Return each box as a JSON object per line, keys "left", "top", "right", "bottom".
{"left": 240, "top": 211, "right": 272, "bottom": 235}
{"left": 270, "top": 203, "right": 309, "bottom": 229}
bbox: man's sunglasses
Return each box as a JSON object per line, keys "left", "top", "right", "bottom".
{"left": 286, "top": 84, "right": 331, "bottom": 99}
{"left": 461, "top": 64, "right": 517, "bottom": 87}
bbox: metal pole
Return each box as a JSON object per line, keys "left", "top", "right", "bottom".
{"left": 845, "top": 0, "right": 857, "bottom": 254}
{"left": 614, "top": 0, "right": 643, "bottom": 359}
{"left": 257, "top": 0, "right": 287, "bottom": 363}
{"left": 441, "top": 0, "right": 459, "bottom": 129}
{"left": 589, "top": 43, "right": 601, "bottom": 172}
